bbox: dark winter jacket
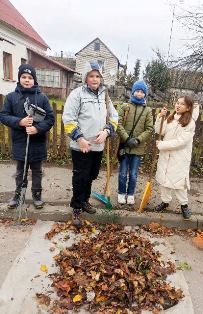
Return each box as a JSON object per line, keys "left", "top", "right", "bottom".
{"left": 0, "top": 85, "right": 55, "bottom": 162}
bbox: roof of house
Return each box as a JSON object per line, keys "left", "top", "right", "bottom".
{"left": 28, "top": 48, "right": 76, "bottom": 73}
{"left": 75, "top": 37, "right": 119, "bottom": 62}
{"left": 51, "top": 56, "right": 76, "bottom": 70}
{"left": 0, "top": 0, "right": 49, "bottom": 49}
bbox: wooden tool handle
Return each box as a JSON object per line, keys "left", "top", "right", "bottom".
{"left": 149, "top": 115, "right": 165, "bottom": 181}
{"left": 105, "top": 137, "right": 111, "bottom": 197}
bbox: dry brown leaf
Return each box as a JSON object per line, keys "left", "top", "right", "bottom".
{"left": 36, "top": 293, "right": 50, "bottom": 306}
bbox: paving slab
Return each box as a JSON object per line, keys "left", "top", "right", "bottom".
{"left": 0, "top": 220, "right": 194, "bottom": 314}
{"left": 0, "top": 162, "right": 202, "bottom": 230}
{"left": 0, "top": 163, "right": 202, "bottom": 215}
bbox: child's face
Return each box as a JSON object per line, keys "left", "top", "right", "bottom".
{"left": 20, "top": 73, "right": 34, "bottom": 88}
{"left": 175, "top": 98, "right": 189, "bottom": 114}
{"left": 133, "top": 90, "right": 145, "bottom": 99}
{"left": 86, "top": 70, "right": 101, "bottom": 90}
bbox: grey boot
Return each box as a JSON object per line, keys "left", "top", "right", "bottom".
{"left": 181, "top": 204, "right": 191, "bottom": 220}
{"left": 32, "top": 190, "right": 44, "bottom": 209}
{"left": 154, "top": 202, "right": 169, "bottom": 212}
{"left": 82, "top": 202, "right": 96, "bottom": 214}
{"left": 72, "top": 209, "right": 82, "bottom": 228}
{"left": 8, "top": 191, "right": 21, "bottom": 209}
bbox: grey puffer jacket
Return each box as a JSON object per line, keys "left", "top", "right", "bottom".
{"left": 62, "top": 84, "right": 118, "bottom": 151}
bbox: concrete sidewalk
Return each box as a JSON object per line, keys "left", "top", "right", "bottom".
{"left": 0, "top": 162, "right": 203, "bottom": 229}
{"left": 0, "top": 220, "right": 194, "bottom": 314}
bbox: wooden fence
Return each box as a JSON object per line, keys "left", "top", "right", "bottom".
{"left": 0, "top": 95, "right": 202, "bottom": 167}
{"left": 0, "top": 97, "right": 68, "bottom": 158}
{"left": 46, "top": 102, "right": 67, "bottom": 157}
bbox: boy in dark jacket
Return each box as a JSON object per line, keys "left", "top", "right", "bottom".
{"left": 0, "top": 64, "right": 55, "bottom": 209}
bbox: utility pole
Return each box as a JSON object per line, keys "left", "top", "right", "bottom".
{"left": 167, "top": 0, "right": 185, "bottom": 65}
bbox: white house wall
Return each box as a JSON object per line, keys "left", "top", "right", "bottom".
{"left": 76, "top": 41, "right": 119, "bottom": 86}
{"left": 0, "top": 22, "right": 46, "bottom": 96}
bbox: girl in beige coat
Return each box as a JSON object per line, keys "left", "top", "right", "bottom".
{"left": 154, "top": 95, "right": 196, "bottom": 219}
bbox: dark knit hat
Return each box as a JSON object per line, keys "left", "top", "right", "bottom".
{"left": 18, "top": 64, "right": 38, "bottom": 84}
{"left": 132, "top": 80, "right": 148, "bottom": 97}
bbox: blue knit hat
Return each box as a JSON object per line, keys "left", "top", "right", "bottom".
{"left": 132, "top": 80, "right": 148, "bottom": 97}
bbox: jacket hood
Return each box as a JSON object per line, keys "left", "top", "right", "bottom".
{"left": 82, "top": 60, "right": 103, "bottom": 83}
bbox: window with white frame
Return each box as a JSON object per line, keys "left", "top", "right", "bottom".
{"left": 3, "top": 52, "right": 13, "bottom": 80}
{"left": 36, "top": 69, "right": 60, "bottom": 87}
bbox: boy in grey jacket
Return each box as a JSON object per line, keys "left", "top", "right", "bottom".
{"left": 62, "top": 60, "right": 118, "bottom": 227}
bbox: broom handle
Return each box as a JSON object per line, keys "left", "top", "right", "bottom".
{"left": 105, "top": 137, "right": 111, "bottom": 197}
{"left": 149, "top": 115, "right": 165, "bottom": 181}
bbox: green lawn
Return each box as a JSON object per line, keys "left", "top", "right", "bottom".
{"left": 49, "top": 98, "right": 64, "bottom": 110}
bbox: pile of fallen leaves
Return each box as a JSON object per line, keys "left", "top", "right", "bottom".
{"left": 0, "top": 217, "right": 36, "bottom": 226}
{"left": 40, "top": 222, "right": 184, "bottom": 314}
{"left": 45, "top": 220, "right": 97, "bottom": 240}
{"left": 142, "top": 222, "right": 197, "bottom": 238}
{"left": 192, "top": 232, "right": 203, "bottom": 250}
{"left": 0, "top": 218, "right": 13, "bottom": 225}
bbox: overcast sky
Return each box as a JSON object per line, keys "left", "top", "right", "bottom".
{"left": 10, "top": 0, "right": 202, "bottom": 72}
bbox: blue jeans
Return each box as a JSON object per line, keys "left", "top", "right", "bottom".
{"left": 118, "top": 154, "right": 141, "bottom": 195}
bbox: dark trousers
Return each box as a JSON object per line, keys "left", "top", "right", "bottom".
{"left": 15, "top": 160, "right": 42, "bottom": 192}
{"left": 70, "top": 150, "right": 103, "bottom": 209}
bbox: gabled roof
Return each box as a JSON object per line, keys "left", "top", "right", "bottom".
{"left": 75, "top": 37, "right": 119, "bottom": 62}
{"left": 28, "top": 48, "right": 76, "bottom": 73}
{"left": 0, "top": 0, "right": 49, "bottom": 49}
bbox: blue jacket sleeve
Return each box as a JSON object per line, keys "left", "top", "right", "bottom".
{"left": 0, "top": 94, "right": 23, "bottom": 130}
{"left": 34, "top": 95, "right": 55, "bottom": 134}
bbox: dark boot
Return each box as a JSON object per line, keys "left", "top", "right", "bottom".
{"left": 8, "top": 191, "right": 21, "bottom": 209}
{"left": 32, "top": 190, "right": 44, "bottom": 209}
{"left": 72, "top": 209, "right": 82, "bottom": 228}
{"left": 154, "top": 202, "right": 169, "bottom": 212}
{"left": 181, "top": 204, "right": 191, "bottom": 220}
{"left": 82, "top": 202, "right": 96, "bottom": 214}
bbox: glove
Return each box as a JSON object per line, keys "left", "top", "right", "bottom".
{"left": 126, "top": 137, "right": 140, "bottom": 148}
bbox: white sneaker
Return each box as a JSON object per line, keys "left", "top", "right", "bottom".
{"left": 118, "top": 194, "right": 126, "bottom": 204}
{"left": 127, "top": 195, "right": 135, "bottom": 205}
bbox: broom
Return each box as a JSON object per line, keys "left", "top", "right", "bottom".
{"left": 92, "top": 105, "right": 130, "bottom": 208}
{"left": 138, "top": 115, "right": 165, "bottom": 212}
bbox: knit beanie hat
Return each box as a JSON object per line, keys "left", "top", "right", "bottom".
{"left": 132, "top": 80, "right": 148, "bottom": 97}
{"left": 18, "top": 64, "right": 38, "bottom": 84}
{"left": 82, "top": 60, "right": 103, "bottom": 83}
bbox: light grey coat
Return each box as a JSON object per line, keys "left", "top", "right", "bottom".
{"left": 62, "top": 85, "right": 118, "bottom": 151}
